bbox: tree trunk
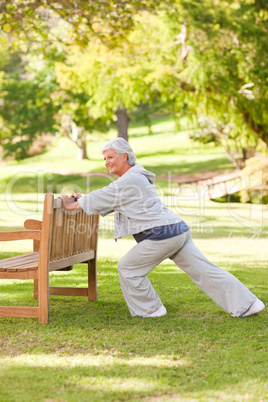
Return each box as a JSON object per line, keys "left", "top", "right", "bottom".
{"left": 77, "top": 138, "right": 88, "bottom": 161}
{"left": 72, "top": 123, "right": 88, "bottom": 161}
{"left": 115, "top": 108, "right": 130, "bottom": 141}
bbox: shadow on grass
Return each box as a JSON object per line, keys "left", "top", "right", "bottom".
{"left": 1, "top": 347, "right": 266, "bottom": 401}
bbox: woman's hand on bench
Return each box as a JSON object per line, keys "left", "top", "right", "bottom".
{"left": 58, "top": 194, "right": 82, "bottom": 210}
{"left": 70, "top": 193, "right": 82, "bottom": 200}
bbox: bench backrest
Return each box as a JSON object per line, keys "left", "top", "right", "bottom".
{"left": 40, "top": 194, "right": 99, "bottom": 271}
{"left": 50, "top": 197, "right": 99, "bottom": 262}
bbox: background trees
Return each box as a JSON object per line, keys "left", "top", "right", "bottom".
{"left": 0, "top": 0, "right": 267, "bottom": 164}
{"left": 161, "top": 0, "right": 268, "bottom": 168}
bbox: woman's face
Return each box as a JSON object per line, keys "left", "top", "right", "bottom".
{"left": 103, "top": 149, "right": 130, "bottom": 177}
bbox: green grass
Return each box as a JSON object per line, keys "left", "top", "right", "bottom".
{"left": 0, "top": 117, "right": 267, "bottom": 401}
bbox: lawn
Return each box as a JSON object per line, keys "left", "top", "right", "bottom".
{"left": 0, "top": 117, "right": 267, "bottom": 401}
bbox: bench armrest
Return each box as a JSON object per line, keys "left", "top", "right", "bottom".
{"left": 0, "top": 230, "right": 41, "bottom": 242}
{"left": 24, "top": 219, "right": 42, "bottom": 230}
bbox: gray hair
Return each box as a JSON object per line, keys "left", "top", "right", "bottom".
{"left": 100, "top": 138, "right": 136, "bottom": 166}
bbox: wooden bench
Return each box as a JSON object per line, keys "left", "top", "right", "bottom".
{"left": 0, "top": 193, "right": 99, "bottom": 324}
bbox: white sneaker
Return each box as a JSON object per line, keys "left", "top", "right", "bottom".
{"left": 241, "top": 299, "right": 265, "bottom": 317}
{"left": 144, "top": 305, "right": 167, "bottom": 318}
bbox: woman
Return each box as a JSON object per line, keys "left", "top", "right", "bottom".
{"left": 60, "top": 138, "right": 265, "bottom": 318}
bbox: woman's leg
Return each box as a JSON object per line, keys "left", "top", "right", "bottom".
{"left": 118, "top": 233, "right": 188, "bottom": 316}
{"left": 170, "top": 231, "right": 257, "bottom": 317}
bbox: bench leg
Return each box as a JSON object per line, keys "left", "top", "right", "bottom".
{"left": 38, "top": 271, "right": 49, "bottom": 324}
{"left": 88, "top": 258, "right": 97, "bottom": 301}
{"left": 34, "top": 279, "right": 38, "bottom": 299}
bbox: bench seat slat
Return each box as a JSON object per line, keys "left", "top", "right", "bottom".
{"left": 0, "top": 253, "right": 39, "bottom": 271}
{"left": 0, "top": 252, "right": 38, "bottom": 265}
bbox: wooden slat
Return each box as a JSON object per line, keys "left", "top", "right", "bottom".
{"left": 77, "top": 210, "right": 83, "bottom": 254}
{"left": 78, "top": 211, "right": 84, "bottom": 253}
{"left": 0, "top": 271, "right": 38, "bottom": 279}
{"left": 48, "top": 250, "right": 94, "bottom": 271}
{"left": 49, "top": 287, "right": 88, "bottom": 296}
{"left": 50, "top": 209, "right": 57, "bottom": 261}
{"left": 61, "top": 210, "right": 68, "bottom": 258}
{"left": 78, "top": 211, "right": 84, "bottom": 254}
{"left": 64, "top": 212, "right": 71, "bottom": 258}
{"left": 85, "top": 214, "right": 91, "bottom": 251}
{"left": 92, "top": 214, "right": 99, "bottom": 250}
{"left": 55, "top": 208, "right": 64, "bottom": 260}
{"left": 0, "top": 231, "right": 41, "bottom": 241}
{"left": 85, "top": 215, "right": 90, "bottom": 250}
{"left": 0, "top": 252, "right": 39, "bottom": 265}
{"left": 6, "top": 263, "right": 38, "bottom": 272}
{"left": 0, "top": 252, "right": 38, "bottom": 265}
{"left": 0, "top": 253, "right": 39, "bottom": 270}
{"left": 73, "top": 211, "right": 80, "bottom": 254}
{"left": 67, "top": 211, "right": 75, "bottom": 257}
{"left": 0, "top": 306, "right": 39, "bottom": 318}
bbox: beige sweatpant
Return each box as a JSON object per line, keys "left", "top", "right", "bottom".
{"left": 117, "top": 230, "right": 257, "bottom": 317}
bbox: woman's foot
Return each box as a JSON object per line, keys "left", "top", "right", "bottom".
{"left": 145, "top": 305, "right": 167, "bottom": 317}
{"left": 240, "top": 299, "right": 265, "bottom": 317}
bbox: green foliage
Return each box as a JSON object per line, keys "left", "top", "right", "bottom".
{"left": 166, "top": 0, "right": 268, "bottom": 145}
{"left": 54, "top": 12, "right": 181, "bottom": 125}
{"left": 0, "top": 0, "right": 170, "bottom": 48}
{"left": 0, "top": 76, "right": 56, "bottom": 160}
{"left": 0, "top": 48, "right": 58, "bottom": 160}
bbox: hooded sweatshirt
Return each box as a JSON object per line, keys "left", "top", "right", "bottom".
{"left": 78, "top": 164, "right": 184, "bottom": 240}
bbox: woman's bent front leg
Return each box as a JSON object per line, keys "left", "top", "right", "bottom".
{"left": 117, "top": 234, "right": 188, "bottom": 317}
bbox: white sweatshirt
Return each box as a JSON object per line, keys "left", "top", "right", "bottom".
{"left": 78, "top": 164, "right": 182, "bottom": 240}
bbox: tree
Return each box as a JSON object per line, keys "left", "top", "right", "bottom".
{"left": 0, "top": 50, "right": 57, "bottom": 160}
{"left": 52, "top": 90, "right": 110, "bottom": 161}
{"left": 54, "top": 12, "right": 178, "bottom": 140}
{"left": 0, "top": 0, "right": 171, "bottom": 48}
{"left": 163, "top": 0, "right": 268, "bottom": 147}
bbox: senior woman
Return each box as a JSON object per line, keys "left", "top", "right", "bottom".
{"left": 60, "top": 138, "right": 265, "bottom": 318}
